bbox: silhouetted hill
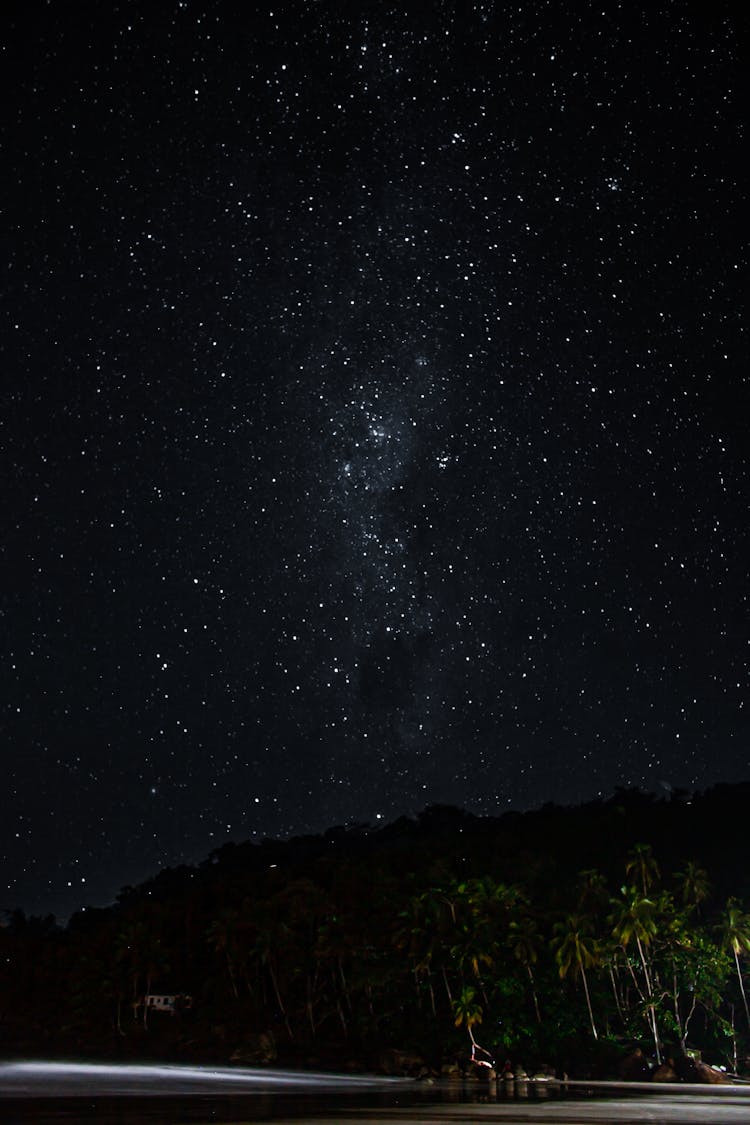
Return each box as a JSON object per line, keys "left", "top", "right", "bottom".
{"left": 3, "top": 781, "right": 749, "bottom": 1076}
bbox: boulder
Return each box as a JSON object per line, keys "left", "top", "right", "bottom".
{"left": 652, "top": 1061, "right": 678, "bottom": 1083}
{"left": 378, "top": 1048, "right": 428, "bottom": 1076}
{"left": 532, "top": 1066, "right": 557, "bottom": 1081}
{"left": 620, "top": 1047, "right": 651, "bottom": 1082}
{"left": 230, "top": 1030, "right": 277, "bottom": 1065}
{"left": 673, "top": 1055, "right": 699, "bottom": 1083}
{"left": 694, "top": 1060, "right": 730, "bottom": 1085}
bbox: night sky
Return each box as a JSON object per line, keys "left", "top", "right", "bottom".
{"left": 3, "top": 2, "right": 746, "bottom": 921}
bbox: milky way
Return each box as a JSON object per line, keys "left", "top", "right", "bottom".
{"left": 3, "top": 3, "right": 746, "bottom": 918}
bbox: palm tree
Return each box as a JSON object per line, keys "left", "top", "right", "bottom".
{"left": 577, "top": 869, "right": 609, "bottom": 916}
{"left": 610, "top": 887, "right": 661, "bottom": 1062}
{"left": 276, "top": 878, "right": 329, "bottom": 1036}
{"left": 675, "top": 861, "right": 710, "bottom": 915}
{"left": 599, "top": 936, "right": 629, "bottom": 1033}
{"left": 315, "top": 911, "right": 359, "bottom": 1039}
{"left": 444, "top": 878, "right": 501, "bottom": 1008}
{"left": 508, "top": 913, "right": 542, "bottom": 1023}
{"left": 247, "top": 901, "right": 294, "bottom": 1039}
{"left": 207, "top": 908, "right": 242, "bottom": 999}
{"left": 114, "top": 921, "right": 144, "bottom": 1021}
{"left": 452, "top": 984, "right": 493, "bottom": 1067}
{"left": 552, "top": 914, "right": 599, "bottom": 1040}
{"left": 141, "top": 935, "right": 170, "bottom": 1030}
{"left": 719, "top": 899, "right": 750, "bottom": 1029}
{"left": 625, "top": 843, "right": 660, "bottom": 896}
{"left": 113, "top": 919, "right": 169, "bottom": 1029}
{"left": 395, "top": 890, "right": 445, "bottom": 1015}
{"left": 453, "top": 877, "right": 522, "bottom": 994}
{"left": 113, "top": 920, "right": 153, "bottom": 1025}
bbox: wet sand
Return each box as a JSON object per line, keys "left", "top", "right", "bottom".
{"left": 4, "top": 1096, "right": 750, "bottom": 1125}
{"left": 2, "top": 1063, "right": 750, "bottom": 1124}
{"left": 249, "top": 1085, "right": 750, "bottom": 1125}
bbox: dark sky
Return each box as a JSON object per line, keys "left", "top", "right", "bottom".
{"left": 3, "top": 2, "right": 746, "bottom": 920}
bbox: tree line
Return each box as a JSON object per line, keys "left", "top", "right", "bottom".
{"left": 1, "top": 783, "right": 749, "bottom": 1076}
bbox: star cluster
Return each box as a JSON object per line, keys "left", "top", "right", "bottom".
{"left": 2, "top": 2, "right": 746, "bottom": 919}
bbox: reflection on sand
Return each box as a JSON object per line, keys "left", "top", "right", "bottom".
{"left": 0, "top": 1059, "right": 403, "bottom": 1095}
{"left": 1, "top": 1062, "right": 750, "bottom": 1123}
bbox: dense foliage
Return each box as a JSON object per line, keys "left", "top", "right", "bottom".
{"left": 2, "top": 783, "right": 749, "bottom": 1077}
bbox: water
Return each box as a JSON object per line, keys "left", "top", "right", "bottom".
{"left": 1, "top": 1061, "right": 749, "bottom": 1124}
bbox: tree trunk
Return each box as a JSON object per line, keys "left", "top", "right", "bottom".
{"left": 608, "top": 962, "right": 626, "bottom": 1029}
{"left": 306, "top": 974, "right": 316, "bottom": 1037}
{"left": 226, "top": 953, "right": 239, "bottom": 1000}
{"left": 579, "top": 960, "right": 598, "bottom": 1040}
{"left": 339, "top": 958, "right": 352, "bottom": 1013}
{"left": 427, "top": 970, "right": 437, "bottom": 1017}
{"left": 334, "top": 969, "right": 348, "bottom": 1039}
{"left": 672, "top": 964, "right": 683, "bottom": 1046}
{"left": 734, "top": 948, "right": 750, "bottom": 1029}
{"left": 526, "top": 964, "right": 541, "bottom": 1023}
{"left": 441, "top": 964, "right": 453, "bottom": 1005}
{"left": 269, "top": 962, "right": 293, "bottom": 1039}
{"left": 635, "top": 935, "right": 660, "bottom": 1064}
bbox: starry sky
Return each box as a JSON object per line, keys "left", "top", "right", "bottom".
{"left": 3, "top": 2, "right": 746, "bottom": 920}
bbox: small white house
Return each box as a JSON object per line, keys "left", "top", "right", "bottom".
{"left": 144, "top": 993, "right": 192, "bottom": 1014}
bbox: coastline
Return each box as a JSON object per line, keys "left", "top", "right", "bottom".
{"left": 3, "top": 1066, "right": 750, "bottom": 1125}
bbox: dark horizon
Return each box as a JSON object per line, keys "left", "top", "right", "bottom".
{"left": 7, "top": 778, "right": 749, "bottom": 924}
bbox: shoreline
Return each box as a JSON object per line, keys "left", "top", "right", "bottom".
{"left": 3, "top": 1074, "right": 750, "bottom": 1125}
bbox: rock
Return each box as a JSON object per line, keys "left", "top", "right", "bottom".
{"left": 673, "top": 1055, "right": 699, "bottom": 1082}
{"left": 620, "top": 1047, "right": 651, "bottom": 1082}
{"left": 694, "top": 1060, "right": 730, "bottom": 1084}
{"left": 379, "top": 1048, "right": 427, "bottom": 1076}
{"left": 533, "top": 1063, "right": 557, "bottom": 1081}
{"left": 230, "top": 1030, "right": 276, "bottom": 1065}
{"left": 652, "top": 1061, "right": 678, "bottom": 1083}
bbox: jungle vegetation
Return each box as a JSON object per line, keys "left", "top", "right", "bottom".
{"left": 2, "top": 782, "right": 749, "bottom": 1077}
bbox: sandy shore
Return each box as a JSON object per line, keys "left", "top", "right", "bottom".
{"left": 233, "top": 1084, "right": 750, "bottom": 1125}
